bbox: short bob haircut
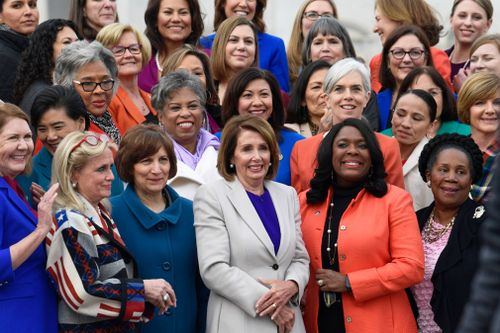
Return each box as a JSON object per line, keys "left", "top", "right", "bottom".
{"left": 31, "top": 85, "right": 90, "bottom": 130}
{"left": 115, "top": 124, "right": 177, "bottom": 185}
{"left": 96, "top": 23, "right": 152, "bottom": 68}
{"left": 0, "top": 103, "right": 32, "bottom": 175}
{"left": 53, "top": 40, "right": 119, "bottom": 95}
{"left": 52, "top": 131, "right": 117, "bottom": 212}
{"left": 398, "top": 66, "right": 458, "bottom": 122}
{"left": 450, "top": 0, "right": 494, "bottom": 21}
{"left": 379, "top": 25, "right": 433, "bottom": 91}
{"left": 375, "top": 0, "right": 443, "bottom": 46}
{"left": 392, "top": 89, "right": 438, "bottom": 124}
{"left": 213, "top": 0, "right": 267, "bottom": 32}
{"left": 144, "top": 0, "right": 204, "bottom": 54}
{"left": 301, "top": 17, "right": 356, "bottom": 66}
{"left": 222, "top": 67, "right": 285, "bottom": 140}
{"left": 161, "top": 44, "right": 219, "bottom": 106}
{"left": 323, "top": 57, "right": 371, "bottom": 95}
{"left": 69, "top": 0, "right": 119, "bottom": 41}
{"left": 287, "top": 0, "right": 338, "bottom": 86}
{"left": 217, "top": 114, "right": 280, "bottom": 181}
{"left": 287, "top": 60, "right": 331, "bottom": 124}
{"left": 457, "top": 72, "right": 500, "bottom": 124}
{"left": 211, "top": 16, "right": 259, "bottom": 83}
{"left": 418, "top": 133, "right": 484, "bottom": 184}
{"left": 470, "top": 33, "right": 500, "bottom": 57}
{"left": 306, "top": 118, "right": 388, "bottom": 204}
{"left": 151, "top": 70, "right": 206, "bottom": 114}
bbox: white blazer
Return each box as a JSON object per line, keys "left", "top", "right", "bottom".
{"left": 403, "top": 137, "right": 434, "bottom": 211}
{"left": 194, "top": 178, "right": 309, "bottom": 333}
{"left": 167, "top": 145, "right": 222, "bottom": 200}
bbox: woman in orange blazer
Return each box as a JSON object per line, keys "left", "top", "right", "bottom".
{"left": 299, "top": 118, "right": 424, "bottom": 333}
{"left": 290, "top": 58, "right": 404, "bottom": 194}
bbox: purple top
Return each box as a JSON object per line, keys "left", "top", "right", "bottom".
{"left": 247, "top": 188, "right": 281, "bottom": 254}
{"left": 170, "top": 128, "right": 220, "bottom": 170}
{"left": 138, "top": 55, "right": 159, "bottom": 93}
{"left": 446, "top": 46, "right": 467, "bottom": 79}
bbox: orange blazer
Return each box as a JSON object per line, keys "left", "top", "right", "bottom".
{"left": 299, "top": 186, "right": 424, "bottom": 333}
{"left": 108, "top": 86, "right": 156, "bottom": 135}
{"left": 290, "top": 132, "right": 404, "bottom": 194}
{"left": 369, "top": 47, "right": 452, "bottom": 93}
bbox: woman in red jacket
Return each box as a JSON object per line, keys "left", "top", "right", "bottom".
{"left": 299, "top": 118, "right": 424, "bottom": 333}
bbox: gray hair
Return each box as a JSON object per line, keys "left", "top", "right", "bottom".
{"left": 53, "top": 40, "right": 118, "bottom": 94}
{"left": 151, "top": 70, "right": 207, "bottom": 112}
{"left": 301, "top": 17, "right": 356, "bottom": 66}
{"left": 323, "top": 58, "right": 371, "bottom": 94}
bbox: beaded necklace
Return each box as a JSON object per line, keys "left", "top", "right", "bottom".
{"left": 423, "top": 209, "right": 456, "bottom": 243}
{"left": 323, "top": 200, "right": 339, "bottom": 307}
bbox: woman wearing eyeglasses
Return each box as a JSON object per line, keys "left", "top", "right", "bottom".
{"left": 46, "top": 131, "right": 176, "bottom": 332}
{"left": 97, "top": 23, "right": 158, "bottom": 135}
{"left": 53, "top": 40, "right": 122, "bottom": 145}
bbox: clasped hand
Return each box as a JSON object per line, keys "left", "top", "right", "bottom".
{"left": 315, "top": 269, "right": 347, "bottom": 293}
{"left": 255, "top": 279, "right": 298, "bottom": 332}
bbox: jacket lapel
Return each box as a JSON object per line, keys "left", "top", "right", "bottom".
{"left": 266, "top": 181, "right": 289, "bottom": 259}
{"left": 403, "top": 138, "right": 428, "bottom": 176}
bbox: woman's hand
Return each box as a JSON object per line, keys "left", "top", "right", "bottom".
{"left": 255, "top": 279, "right": 298, "bottom": 318}
{"left": 319, "top": 107, "right": 334, "bottom": 133}
{"left": 273, "top": 305, "right": 295, "bottom": 333}
{"left": 144, "top": 279, "right": 176, "bottom": 315}
{"left": 30, "top": 182, "right": 46, "bottom": 206}
{"left": 453, "top": 66, "right": 469, "bottom": 92}
{"left": 36, "top": 183, "right": 59, "bottom": 234}
{"left": 315, "top": 269, "right": 347, "bottom": 293}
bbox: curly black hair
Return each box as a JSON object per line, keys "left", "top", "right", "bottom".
{"left": 418, "top": 133, "right": 484, "bottom": 184}
{"left": 306, "top": 118, "right": 388, "bottom": 204}
{"left": 13, "top": 19, "right": 82, "bottom": 104}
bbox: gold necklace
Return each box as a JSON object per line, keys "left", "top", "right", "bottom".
{"left": 423, "top": 209, "right": 456, "bottom": 243}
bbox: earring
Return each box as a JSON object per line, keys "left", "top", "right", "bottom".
{"left": 229, "top": 163, "right": 234, "bottom": 169}
{"left": 72, "top": 182, "right": 77, "bottom": 188}
{"left": 269, "top": 162, "right": 272, "bottom": 166}
{"left": 426, "top": 180, "right": 431, "bottom": 188}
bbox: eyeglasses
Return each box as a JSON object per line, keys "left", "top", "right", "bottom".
{"left": 303, "top": 11, "right": 334, "bottom": 21}
{"left": 69, "top": 134, "right": 109, "bottom": 154}
{"left": 111, "top": 44, "right": 142, "bottom": 56}
{"left": 73, "top": 79, "right": 115, "bottom": 92}
{"left": 389, "top": 48, "right": 426, "bottom": 60}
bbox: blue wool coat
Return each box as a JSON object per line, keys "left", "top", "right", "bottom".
{"left": 0, "top": 176, "right": 58, "bottom": 332}
{"left": 110, "top": 185, "right": 208, "bottom": 333}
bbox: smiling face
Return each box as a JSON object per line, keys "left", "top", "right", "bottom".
{"left": 52, "top": 26, "right": 79, "bottom": 64}
{"left": 469, "top": 91, "right": 500, "bottom": 136}
{"left": 470, "top": 43, "right": 500, "bottom": 77}
{"left": 373, "top": 6, "right": 400, "bottom": 45}
{"left": 428, "top": 148, "right": 472, "bottom": 210}
{"left": 157, "top": 87, "right": 203, "bottom": 153}
{"left": 72, "top": 147, "right": 115, "bottom": 207}
{"left": 450, "top": 0, "right": 491, "bottom": 46}
{"left": 84, "top": 0, "right": 117, "bottom": 31}
{"left": 37, "top": 107, "right": 85, "bottom": 155}
{"left": 72, "top": 61, "right": 114, "bottom": 117}
{"left": 157, "top": 0, "right": 192, "bottom": 45}
{"left": 328, "top": 71, "right": 370, "bottom": 125}
{"left": 332, "top": 125, "right": 372, "bottom": 187}
{"left": 309, "top": 33, "right": 345, "bottom": 65}
{"left": 223, "top": 0, "right": 256, "bottom": 21}
{"left": 237, "top": 79, "right": 273, "bottom": 121}
{"left": 301, "top": 0, "right": 335, "bottom": 39}
{"left": 177, "top": 54, "right": 207, "bottom": 88}
{"left": 388, "top": 34, "right": 427, "bottom": 86}
{"left": 232, "top": 129, "right": 270, "bottom": 192}
{"left": 391, "top": 93, "right": 433, "bottom": 148}
{"left": 133, "top": 147, "right": 170, "bottom": 197}
{"left": 113, "top": 31, "right": 143, "bottom": 78}
{"left": 0, "top": 0, "right": 39, "bottom": 35}
{"left": 0, "top": 118, "right": 33, "bottom": 178}
{"left": 225, "top": 24, "right": 256, "bottom": 73}
{"left": 410, "top": 74, "right": 444, "bottom": 120}
{"left": 304, "top": 68, "right": 328, "bottom": 121}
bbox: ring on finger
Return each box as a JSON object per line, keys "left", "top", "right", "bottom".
{"left": 163, "top": 293, "right": 170, "bottom": 302}
{"left": 317, "top": 279, "right": 324, "bottom": 287}
{"left": 272, "top": 303, "right": 277, "bottom": 309}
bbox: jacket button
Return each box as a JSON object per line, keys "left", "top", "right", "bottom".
{"left": 346, "top": 316, "right": 352, "bottom": 323}
{"left": 156, "top": 222, "right": 167, "bottom": 231}
{"left": 272, "top": 264, "right": 279, "bottom": 270}
{"left": 340, "top": 254, "right": 346, "bottom": 261}
{"left": 162, "top": 262, "right": 171, "bottom": 271}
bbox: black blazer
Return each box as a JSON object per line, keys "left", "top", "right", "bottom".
{"left": 413, "top": 199, "right": 486, "bottom": 333}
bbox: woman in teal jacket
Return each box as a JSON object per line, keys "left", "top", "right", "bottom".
{"left": 110, "top": 124, "right": 208, "bottom": 333}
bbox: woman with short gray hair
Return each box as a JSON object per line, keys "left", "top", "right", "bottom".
{"left": 151, "top": 70, "right": 221, "bottom": 200}
{"left": 53, "top": 40, "right": 121, "bottom": 144}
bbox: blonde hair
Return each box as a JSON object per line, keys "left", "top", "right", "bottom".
{"left": 470, "top": 33, "right": 500, "bottom": 57}
{"left": 457, "top": 72, "right": 500, "bottom": 124}
{"left": 51, "top": 131, "right": 117, "bottom": 212}
{"left": 96, "top": 23, "right": 152, "bottom": 68}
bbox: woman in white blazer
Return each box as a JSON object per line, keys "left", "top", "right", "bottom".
{"left": 194, "top": 115, "right": 310, "bottom": 333}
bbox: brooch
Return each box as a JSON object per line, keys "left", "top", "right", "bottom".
{"left": 473, "top": 206, "right": 485, "bottom": 219}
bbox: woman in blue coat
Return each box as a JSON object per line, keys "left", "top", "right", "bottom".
{"left": 0, "top": 103, "right": 59, "bottom": 332}
{"left": 111, "top": 124, "right": 208, "bottom": 333}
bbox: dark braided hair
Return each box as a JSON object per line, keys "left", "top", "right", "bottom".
{"left": 306, "top": 118, "right": 388, "bottom": 204}
{"left": 418, "top": 133, "right": 483, "bottom": 183}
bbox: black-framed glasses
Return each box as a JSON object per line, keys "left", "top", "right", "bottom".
{"left": 303, "top": 11, "right": 334, "bottom": 21}
{"left": 389, "top": 48, "right": 426, "bottom": 60}
{"left": 111, "top": 44, "right": 142, "bottom": 56}
{"left": 73, "top": 79, "right": 115, "bottom": 92}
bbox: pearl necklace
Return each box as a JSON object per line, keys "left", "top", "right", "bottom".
{"left": 325, "top": 201, "right": 338, "bottom": 266}
{"left": 155, "top": 53, "right": 163, "bottom": 73}
{"left": 423, "top": 209, "right": 456, "bottom": 243}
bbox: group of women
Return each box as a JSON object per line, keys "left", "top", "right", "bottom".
{"left": 1, "top": 0, "right": 500, "bottom": 332}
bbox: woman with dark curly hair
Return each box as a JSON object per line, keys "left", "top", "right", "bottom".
{"left": 411, "top": 133, "right": 486, "bottom": 333}
{"left": 300, "top": 118, "right": 424, "bottom": 333}
{"left": 139, "top": 0, "right": 204, "bottom": 93}
{"left": 13, "top": 19, "right": 81, "bottom": 114}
